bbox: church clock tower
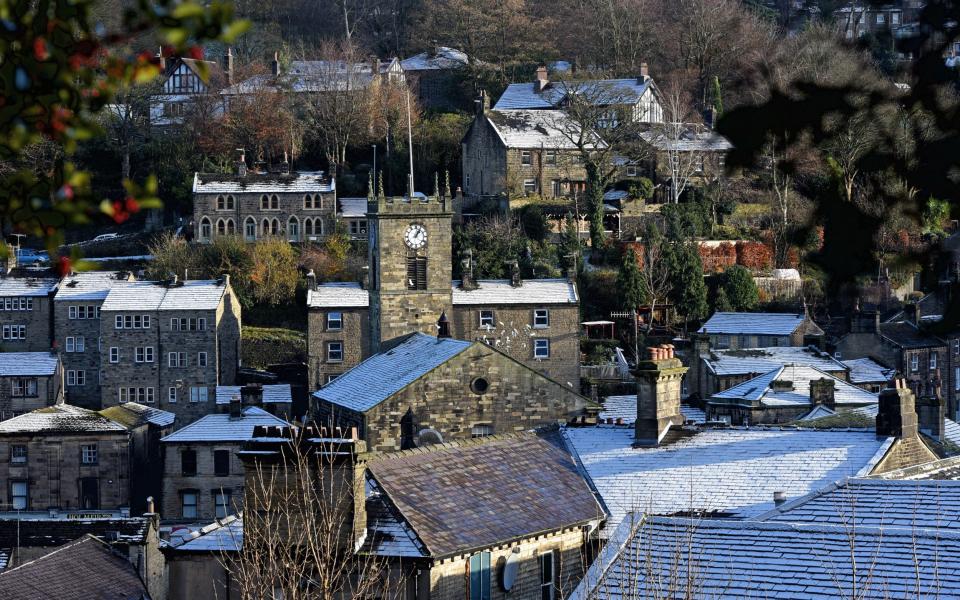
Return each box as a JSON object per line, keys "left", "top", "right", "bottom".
{"left": 367, "top": 187, "right": 454, "bottom": 352}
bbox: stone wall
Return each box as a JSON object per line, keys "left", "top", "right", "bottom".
{"left": 873, "top": 436, "right": 939, "bottom": 474}
{"left": 0, "top": 433, "right": 129, "bottom": 510}
{"left": 166, "top": 554, "right": 237, "bottom": 600}
{"left": 161, "top": 442, "right": 245, "bottom": 522}
{"left": 461, "top": 115, "right": 508, "bottom": 197}
{"left": 307, "top": 307, "right": 369, "bottom": 390}
{"left": 55, "top": 299, "right": 104, "bottom": 408}
{"left": 0, "top": 294, "right": 52, "bottom": 352}
{"left": 193, "top": 190, "right": 336, "bottom": 244}
{"left": 0, "top": 370, "right": 62, "bottom": 420}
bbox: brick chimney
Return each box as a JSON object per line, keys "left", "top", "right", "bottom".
{"left": 535, "top": 65, "right": 549, "bottom": 91}
{"left": 157, "top": 47, "right": 166, "bottom": 72}
{"left": 876, "top": 379, "right": 918, "bottom": 438}
{"left": 809, "top": 377, "right": 836, "bottom": 408}
{"left": 634, "top": 344, "right": 688, "bottom": 447}
{"left": 851, "top": 304, "right": 880, "bottom": 334}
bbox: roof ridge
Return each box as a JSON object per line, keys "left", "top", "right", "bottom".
{"left": 369, "top": 430, "right": 539, "bottom": 463}
{"left": 646, "top": 515, "right": 960, "bottom": 540}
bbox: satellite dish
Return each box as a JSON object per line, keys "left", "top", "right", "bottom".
{"left": 417, "top": 428, "right": 444, "bottom": 446}
{"left": 499, "top": 550, "right": 520, "bottom": 592}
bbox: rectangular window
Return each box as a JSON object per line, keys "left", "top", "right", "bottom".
{"left": 109, "top": 347, "right": 119, "bottom": 363}
{"left": 171, "top": 318, "right": 180, "bottom": 331}
{"left": 911, "top": 354, "right": 919, "bottom": 372}
{"left": 197, "top": 317, "right": 205, "bottom": 330}
{"left": 10, "top": 445, "right": 26, "bottom": 464}
{"left": 523, "top": 179, "right": 537, "bottom": 195}
{"left": 521, "top": 150, "right": 532, "bottom": 165}
{"left": 141, "top": 387, "right": 155, "bottom": 403}
{"left": 931, "top": 352, "right": 938, "bottom": 370}
{"left": 80, "top": 444, "right": 98, "bottom": 465}
{"left": 190, "top": 387, "right": 208, "bottom": 403}
{"left": 118, "top": 387, "right": 130, "bottom": 403}
{"left": 69, "top": 306, "right": 78, "bottom": 319}
{"left": 11, "top": 481, "right": 27, "bottom": 510}
{"left": 469, "top": 552, "right": 492, "bottom": 600}
{"left": 115, "top": 315, "right": 123, "bottom": 329}
{"left": 12, "top": 378, "right": 37, "bottom": 397}
{"left": 545, "top": 150, "right": 556, "bottom": 165}
{"left": 534, "top": 309, "right": 550, "bottom": 328}
{"left": 534, "top": 338, "right": 550, "bottom": 359}
{"left": 182, "top": 449, "right": 197, "bottom": 475}
{"left": 479, "top": 310, "right": 494, "bottom": 328}
{"left": 327, "top": 312, "right": 343, "bottom": 331}
{"left": 215, "top": 491, "right": 232, "bottom": 519}
{"left": 197, "top": 352, "right": 207, "bottom": 367}
{"left": 327, "top": 342, "right": 344, "bottom": 363}
{"left": 540, "top": 551, "right": 555, "bottom": 600}
{"left": 877, "top": 13, "right": 885, "bottom": 23}
{"left": 136, "top": 347, "right": 145, "bottom": 362}
{"left": 67, "top": 370, "right": 85, "bottom": 386}
{"left": 406, "top": 256, "right": 427, "bottom": 290}
{"left": 551, "top": 180, "right": 561, "bottom": 196}
{"left": 168, "top": 387, "right": 178, "bottom": 403}
{"left": 168, "top": 352, "right": 187, "bottom": 367}
{"left": 892, "top": 12, "right": 900, "bottom": 24}
{"left": 325, "top": 373, "right": 340, "bottom": 385}
{"left": 181, "top": 491, "right": 198, "bottom": 519}
{"left": 626, "top": 165, "right": 638, "bottom": 177}
{"left": 954, "top": 339, "right": 959, "bottom": 355}
{"left": 471, "top": 424, "right": 493, "bottom": 438}
{"left": 214, "top": 450, "right": 230, "bottom": 477}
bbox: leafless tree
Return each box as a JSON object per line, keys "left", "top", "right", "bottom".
{"left": 658, "top": 79, "right": 707, "bottom": 205}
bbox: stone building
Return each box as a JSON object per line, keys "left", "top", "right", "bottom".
{"left": 215, "top": 383, "right": 294, "bottom": 420}
{"left": 306, "top": 188, "right": 581, "bottom": 390}
{"left": 54, "top": 270, "right": 136, "bottom": 409}
{"left": 159, "top": 404, "right": 287, "bottom": 523}
{"left": 192, "top": 167, "right": 336, "bottom": 244}
{"left": 150, "top": 51, "right": 228, "bottom": 128}
{"left": 0, "top": 275, "right": 58, "bottom": 352}
{"left": 400, "top": 46, "right": 473, "bottom": 111}
{"left": 311, "top": 332, "right": 588, "bottom": 452}
{"left": 0, "top": 352, "right": 63, "bottom": 421}
{"left": 163, "top": 514, "right": 242, "bottom": 600}
{"left": 697, "top": 311, "right": 825, "bottom": 350}
{"left": 98, "top": 277, "right": 242, "bottom": 426}
{"left": 0, "top": 404, "right": 131, "bottom": 511}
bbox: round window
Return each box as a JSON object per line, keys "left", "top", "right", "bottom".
{"left": 470, "top": 377, "right": 490, "bottom": 395}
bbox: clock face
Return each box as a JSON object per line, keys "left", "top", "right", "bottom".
{"left": 404, "top": 224, "right": 427, "bottom": 249}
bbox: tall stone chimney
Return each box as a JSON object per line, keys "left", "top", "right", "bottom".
{"left": 236, "top": 148, "right": 247, "bottom": 177}
{"left": 809, "top": 377, "right": 836, "bottom": 408}
{"left": 460, "top": 250, "right": 478, "bottom": 291}
{"left": 223, "top": 47, "right": 234, "bottom": 86}
{"left": 306, "top": 269, "right": 317, "bottom": 292}
{"left": 876, "top": 379, "right": 918, "bottom": 439}
{"left": 535, "top": 65, "right": 549, "bottom": 91}
{"left": 639, "top": 62, "right": 650, "bottom": 82}
{"left": 917, "top": 390, "right": 946, "bottom": 442}
{"left": 634, "top": 344, "right": 688, "bottom": 447}
{"left": 507, "top": 260, "right": 522, "bottom": 287}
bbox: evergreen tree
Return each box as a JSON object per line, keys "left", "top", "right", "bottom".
{"left": 617, "top": 247, "right": 647, "bottom": 312}
{"left": 714, "top": 287, "right": 733, "bottom": 312}
{"left": 558, "top": 213, "right": 582, "bottom": 272}
{"left": 665, "top": 241, "right": 709, "bottom": 328}
{"left": 710, "top": 76, "right": 724, "bottom": 118}
{"left": 722, "top": 265, "right": 759, "bottom": 311}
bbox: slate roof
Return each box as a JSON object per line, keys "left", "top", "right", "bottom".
{"left": 0, "top": 276, "right": 58, "bottom": 297}
{"left": 166, "top": 513, "right": 243, "bottom": 552}
{"left": 710, "top": 365, "right": 877, "bottom": 407}
{"left": 879, "top": 321, "right": 945, "bottom": 349}
{"left": 0, "top": 517, "right": 149, "bottom": 548}
{"left": 100, "top": 279, "right": 226, "bottom": 311}
{"left": 367, "top": 432, "right": 603, "bottom": 558}
{"left": 494, "top": 78, "right": 652, "bottom": 111}
{"left": 99, "top": 402, "right": 175, "bottom": 429}
{"left": 313, "top": 333, "right": 473, "bottom": 413}
{"left": 160, "top": 406, "right": 287, "bottom": 443}
{"left": 638, "top": 124, "right": 734, "bottom": 152}
{"left": 337, "top": 197, "right": 367, "bottom": 218}
{"left": 484, "top": 109, "right": 603, "bottom": 149}
{"left": 192, "top": 171, "right": 335, "bottom": 194}
{"left": 758, "top": 478, "right": 960, "bottom": 528}
{"left": 55, "top": 271, "right": 133, "bottom": 301}
{"left": 0, "top": 535, "right": 148, "bottom": 600}
{"left": 215, "top": 384, "right": 292, "bottom": 405}
{"left": 221, "top": 59, "right": 401, "bottom": 95}
{"left": 401, "top": 46, "right": 470, "bottom": 71}
{"left": 704, "top": 346, "right": 847, "bottom": 377}
{"left": 306, "top": 282, "right": 370, "bottom": 308}
{"left": 362, "top": 478, "right": 427, "bottom": 558}
{"left": 562, "top": 425, "right": 890, "bottom": 534}
{"left": 599, "top": 396, "right": 705, "bottom": 425}
{"left": 570, "top": 515, "right": 960, "bottom": 600}
{"left": 699, "top": 311, "right": 821, "bottom": 336}
{"left": 0, "top": 352, "right": 59, "bottom": 376}
{"left": 842, "top": 357, "right": 895, "bottom": 384}
{"left": 451, "top": 278, "right": 579, "bottom": 305}
{"left": 0, "top": 404, "right": 127, "bottom": 435}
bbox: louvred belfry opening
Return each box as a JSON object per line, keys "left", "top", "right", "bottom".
{"left": 406, "top": 255, "right": 427, "bottom": 290}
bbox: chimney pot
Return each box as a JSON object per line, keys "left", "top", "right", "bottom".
{"left": 535, "top": 65, "right": 549, "bottom": 91}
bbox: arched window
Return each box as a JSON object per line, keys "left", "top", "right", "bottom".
{"left": 199, "top": 217, "right": 212, "bottom": 242}
{"left": 216, "top": 219, "right": 226, "bottom": 235}
{"left": 216, "top": 195, "right": 225, "bottom": 210}
{"left": 262, "top": 219, "right": 270, "bottom": 236}
{"left": 315, "top": 218, "right": 324, "bottom": 236}
{"left": 244, "top": 217, "right": 257, "bottom": 241}
{"left": 303, "top": 194, "right": 313, "bottom": 209}
{"left": 271, "top": 218, "right": 280, "bottom": 235}
{"left": 270, "top": 195, "right": 279, "bottom": 210}
{"left": 225, "top": 195, "right": 235, "bottom": 210}
{"left": 288, "top": 216, "right": 300, "bottom": 242}
{"left": 260, "top": 194, "right": 269, "bottom": 210}
{"left": 226, "top": 218, "right": 235, "bottom": 234}
{"left": 303, "top": 218, "right": 313, "bottom": 237}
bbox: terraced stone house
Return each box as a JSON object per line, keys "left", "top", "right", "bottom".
{"left": 0, "top": 352, "right": 63, "bottom": 421}
{"left": 0, "top": 275, "right": 58, "bottom": 352}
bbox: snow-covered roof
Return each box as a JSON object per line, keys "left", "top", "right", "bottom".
{"left": 99, "top": 402, "right": 175, "bottom": 429}
{"left": 571, "top": 515, "right": 960, "bottom": 600}
{"left": 699, "top": 311, "right": 821, "bottom": 336}
{"left": 562, "top": 425, "right": 890, "bottom": 534}
{"left": 842, "top": 357, "right": 895, "bottom": 384}
{"left": 337, "top": 197, "right": 367, "bottom": 218}
{"left": 452, "top": 278, "right": 578, "bottom": 305}
{"left": 638, "top": 124, "right": 733, "bottom": 152}
{"left": 100, "top": 280, "right": 226, "bottom": 312}
{"left": 166, "top": 514, "right": 243, "bottom": 552}
{"left": 494, "top": 78, "right": 653, "bottom": 111}
{"left": 0, "top": 277, "right": 58, "bottom": 297}
{"left": 711, "top": 365, "right": 877, "bottom": 407}
{"left": 160, "top": 407, "right": 287, "bottom": 443}
{"left": 192, "top": 171, "right": 335, "bottom": 195}
{"left": 846, "top": 404, "right": 960, "bottom": 447}
{"left": 55, "top": 271, "right": 133, "bottom": 301}
{"left": 221, "top": 59, "right": 401, "bottom": 95}
{"left": 484, "top": 109, "right": 603, "bottom": 150}
{"left": 797, "top": 404, "right": 838, "bottom": 421}
{"left": 704, "top": 346, "right": 847, "bottom": 377}
{"left": 0, "top": 404, "right": 127, "bottom": 434}
{"left": 401, "top": 46, "right": 469, "bottom": 71}
{"left": 306, "top": 282, "right": 370, "bottom": 309}
{"left": 313, "top": 333, "right": 473, "bottom": 413}
{"left": 599, "top": 396, "right": 705, "bottom": 425}
{"left": 0, "top": 352, "right": 59, "bottom": 376}
{"left": 215, "top": 384, "right": 292, "bottom": 405}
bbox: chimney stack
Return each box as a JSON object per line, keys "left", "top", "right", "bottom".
{"left": 280, "top": 151, "right": 290, "bottom": 175}
{"left": 917, "top": 387, "right": 946, "bottom": 441}
{"left": 906, "top": 301, "right": 921, "bottom": 324}
{"left": 224, "top": 47, "right": 234, "bottom": 86}
{"left": 876, "top": 378, "right": 918, "bottom": 439}
{"left": 228, "top": 395, "right": 243, "bottom": 419}
{"left": 535, "top": 65, "right": 549, "bottom": 91}
{"left": 506, "top": 260, "right": 522, "bottom": 287}
{"left": 271, "top": 51, "right": 280, "bottom": 77}
{"left": 475, "top": 90, "right": 490, "bottom": 115}
{"left": 773, "top": 491, "right": 787, "bottom": 506}
{"left": 634, "top": 344, "right": 688, "bottom": 447}
{"left": 809, "top": 377, "right": 836, "bottom": 408}
{"left": 236, "top": 148, "right": 247, "bottom": 177}
{"left": 460, "top": 253, "right": 479, "bottom": 291}
{"left": 639, "top": 62, "right": 650, "bottom": 82}
{"left": 306, "top": 269, "right": 317, "bottom": 292}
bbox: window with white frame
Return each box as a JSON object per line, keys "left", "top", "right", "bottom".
{"left": 931, "top": 352, "right": 938, "bottom": 370}
{"left": 626, "top": 165, "right": 638, "bottom": 177}
{"left": 69, "top": 306, "right": 77, "bottom": 319}
{"left": 540, "top": 550, "right": 556, "bottom": 600}
{"left": 534, "top": 338, "right": 550, "bottom": 359}
{"left": 471, "top": 424, "right": 493, "bottom": 438}
{"left": 80, "top": 444, "right": 98, "bottom": 464}
{"left": 135, "top": 346, "right": 155, "bottom": 363}
{"left": 181, "top": 491, "right": 198, "bottom": 519}
{"left": 169, "top": 387, "right": 178, "bottom": 403}
{"left": 533, "top": 309, "right": 550, "bottom": 328}
{"left": 109, "top": 347, "right": 120, "bottom": 363}
{"left": 545, "top": 150, "right": 556, "bottom": 165}
{"left": 190, "top": 387, "right": 208, "bottom": 402}
{"left": 168, "top": 352, "right": 187, "bottom": 367}
{"left": 523, "top": 179, "right": 537, "bottom": 195}
{"left": 327, "top": 312, "right": 343, "bottom": 331}
{"left": 479, "top": 310, "right": 494, "bottom": 328}
{"left": 891, "top": 11, "right": 900, "bottom": 24}
{"left": 327, "top": 341, "right": 344, "bottom": 363}
{"left": 521, "top": 150, "right": 532, "bottom": 165}
{"left": 10, "top": 445, "right": 26, "bottom": 464}
{"left": 197, "top": 352, "right": 207, "bottom": 367}
{"left": 11, "top": 378, "right": 37, "bottom": 397}
{"left": 66, "top": 370, "right": 85, "bottom": 386}
{"left": 215, "top": 491, "right": 232, "bottom": 519}
{"left": 11, "top": 481, "right": 27, "bottom": 510}
{"left": 876, "top": 12, "right": 885, "bottom": 23}
{"left": 2, "top": 325, "right": 25, "bottom": 340}
{"left": 911, "top": 354, "right": 919, "bottom": 372}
